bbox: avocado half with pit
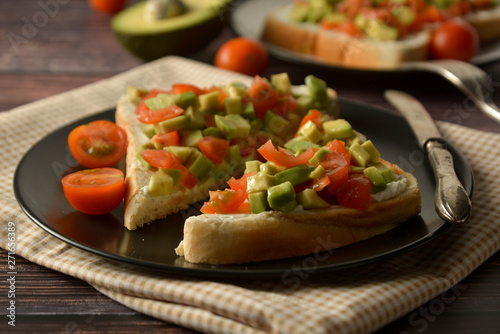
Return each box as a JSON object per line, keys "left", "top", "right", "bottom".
{"left": 112, "top": 0, "right": 232, "bottom": 61}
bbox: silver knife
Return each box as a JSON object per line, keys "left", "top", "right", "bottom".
{"left": 384, "top": 90, "right": 472, "bottom": 224}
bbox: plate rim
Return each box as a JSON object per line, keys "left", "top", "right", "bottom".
{"left": 13, "top": 99, "right": 474, "bottom": 278}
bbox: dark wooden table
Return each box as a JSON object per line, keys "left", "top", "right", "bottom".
{"left": 1, "top": 0, "right": 499, "bottom": 333}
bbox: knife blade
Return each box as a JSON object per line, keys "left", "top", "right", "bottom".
{"left": 384, "top": 90, "right": 471, "bottom": 224}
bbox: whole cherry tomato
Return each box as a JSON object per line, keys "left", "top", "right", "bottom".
{"left": 214, "top": 37, "right": 269, "bottom": 76}
{"left": 88, "top": 0, "right": 127, "bottom": 14}
{"left": 430, "top": 19, "right": 479, "bottom": 62}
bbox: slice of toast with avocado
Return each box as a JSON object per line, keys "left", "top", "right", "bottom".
{"left": 115, "top": 73, "right": 339, "bottom": 230}
{"left": 175, "top": 108, "right": 421, "bottom": 265}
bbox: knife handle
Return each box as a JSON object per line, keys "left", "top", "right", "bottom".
{"left": 425, "top": 139, "right": 472, "bottom": 224}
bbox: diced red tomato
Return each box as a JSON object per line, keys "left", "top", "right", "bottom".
{"left": 171, "top": 84, "right": 204, "bottom": 96}
{"left": 140, "top": 149, "right": 197, "bottom": 188}
{"left": 296, "top": 109, "right": 322, "bottom": 136}
{"left": 311, "top": 175, "right": 331, "bottom": 192}
{"left": 324, "top": 140, "right": 351, "bottom": 164}
{"left": 227, "top": 172, "right": 255, "bottom": 191}
{"left": 198, "top": 136, "right": 230, "bottom": 165}
{"left": 204, "top": 86, "right": 227, "bottom": 106}
{"left": 257, "top": 140, "right": 315, "bottom": 167}
{"left": 200, "top": 188, "right": 248, "bottom": 214}
{"left": 319, "top": 140, "right": 351, "bottom": 195}
{"left": 271, "top": 93, "right": 298, "bottom": 117}
{"left": 136, "top": 104, "right": 184, "bottom": 124}
{"left": 151, "top": 131, "right": 180, "bottom": 147}
{"left": 231, "top": 136, "right": 257, "bottom": 157}
{"left": 245, "top": 76, "right": 279, "bottom": 119}
{"left": 336, "top": 176, "right": 371, "bottom": 210}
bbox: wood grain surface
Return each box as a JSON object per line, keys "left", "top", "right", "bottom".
{"left": 1, "top": 0, "right": 499, "bottom": 333}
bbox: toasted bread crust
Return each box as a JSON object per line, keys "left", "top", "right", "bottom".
{"left": 175, "top": 161, "right": 421, "bottom": 265}
{"left": 115, "top": 96, "right": 224, "bottom": 230}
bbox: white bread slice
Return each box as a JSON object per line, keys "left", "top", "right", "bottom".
{"left": 175, "top": 160, "right": 421, "bottom": 265}
{"left": 464, "top": 6, "right": 500, "bottom": 42}
{"left": 115, "top": 86, "right": 339, "bottom": 230}
{"left": 314, "top": 28, "right": 431, "bottom": 70}
{"left": 115, "top": 96, "right": 225, "bottom": 230}
{"left": 261, "top": 4, "right": 431, "bottom": 70}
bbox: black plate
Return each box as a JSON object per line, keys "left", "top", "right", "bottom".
{"left": 232, "top": 0, "right": 500, "bottom": 71}
{"left": 13, "top": 101, "right": 473, "bottom": 278}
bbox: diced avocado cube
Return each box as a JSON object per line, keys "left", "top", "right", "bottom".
{"left": 274, "top": 165, "right": 314, "bottom": 187}
{"left": 147, "top": 170, "right": 174, "bottom": 196}
{"left": 245, "top": 160, "right": 263, "bottom": 174}
{"left": 305, "top": 75, "right": 328, "bottom": 108}
{"left": 264, "top": 110, "right": 292, "bottom": 138}
{"left": 290, "top": 3, "right": 309, "bottom": 21}
{"left": 323, "top": 119, "right": 353, "bottom": 140}
{"left": 361, "top": 140, "right": 381, "bottom": 163}
{"left": 259, "top": 162, "right": 280, "bottom": 175}
{"left": 228, "top": 144, "right": 242, "bottom": 165}
{"left": 287, "top": 113, "right": 302, "bottom": 130}
{"left": 141, "top": 123, "right": 157, "bottom": 138}
{"left": 306, "top": 5, "right": 328, "bottom": 23}
{"left": 349, "top": 143, "right": 371, "bottom": 167}
{"left": 296, "top": 96, "right": 314, "bottom": 115}
{"left": 297, "top": 188, "right": 330, "bottom": 209}
{"left": 242, "top": 102, "right": 256, "bottom": 120}
{"left": 298, "top": 120, "right": 322, "bottom": 143}
{"left": 391, "top": 6, "right": 415, "bottom": 26}
{"left": 145, "top": 93, "right": 181, "bottom": 110}
{"left": 187, "top": 153, "right": 214, "bottom": 179}
{"left": 198, "top": 91, "right": 220, "bottom": 113}
{"left": 203, "top": 127, "right": 222, "bottom": 138}
{"left": 215, "top": 114, "right": 251, "bottom": 140}
{"left": 250, "top": 118, "right": 263, "bottom": 136}
{"left": 271, "top": 73, "right": 291, "bottom": 94}
{"left": 353, "top": 13, "right": 368, "bottom": 30}
{"left": 247, "top": 171, "right": 275, "bottom": 194}
{"left": 213, "top": 161, "right": 230, "bottom": 183}
{"left": 373, "top": 162, "right": 397, "bottom": 183}
{"left": 267, "top": 181, "right": 296, "bottom": 211}
{"left": 322, "top": 12, "right": 348, "bottom": 25}
{"left": 285, "top": 139, "right": 320, "bottom": 155}
{"left": 277, "top": 199, "right": 299, "bottom": 212}
{"left": 349, "top": 165, "right": 365, "bottom": 173}
{"left": 226, "top": 82, "right": 247, "bottom": 98}
{"left": 249, "top": 191, "right": 268, "bottom": 214}
{"left": 178, "top": 91, "right": 199, "bottom": 109}
{"left": 365, "top": 19, "right": 399, "bottom": 41}
{"left": 224, "top": 95, "right": 243, "bottom": 115}
{"left": 183, "top": 130, "right": 203, "bottom": 148}
{"left": 308, "top": 148, "right": 331, "bottom": 166}
{"left": 363, "top": 166, "right": 387, "bottom": 188}
{"left": 155, "top": 114, "right": 189, "bottom": 133}
{"left": 160, "top": 168, "right": 181, "bottom": 186}
{"left": 310, "top": 165, "right": 326, "bottom": 179}
{"left": 127, "top": 86, "right": 148, "bottom": 105}
{"left": 184, "top": 106, "right": 205, "bottom": 130}
{"left": 163, "top": 146, "right": 195, "bottom": 164}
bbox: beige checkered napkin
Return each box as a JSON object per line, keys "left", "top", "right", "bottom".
{"left": 1, "top": 57, "right": 499, "bottom": 334}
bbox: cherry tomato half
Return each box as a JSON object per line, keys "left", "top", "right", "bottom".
{"left": 214, "top": 37, "right": 269, "bottom": 76}
{"left": 62, "top": 168, "right": 125, "bottom": 215}
{"left": 430, "top": 19, "right": 479, "bottom": 61}
{"left": 68, "top": 120, "right": 128, "bottom": 169}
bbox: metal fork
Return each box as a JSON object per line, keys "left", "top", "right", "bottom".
{"left": 399, "top": 60, "right": 500, "bottom": 123}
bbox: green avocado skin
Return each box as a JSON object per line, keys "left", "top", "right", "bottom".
{"left": 112, "top": 2, "right": 231, "bottom": 61}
